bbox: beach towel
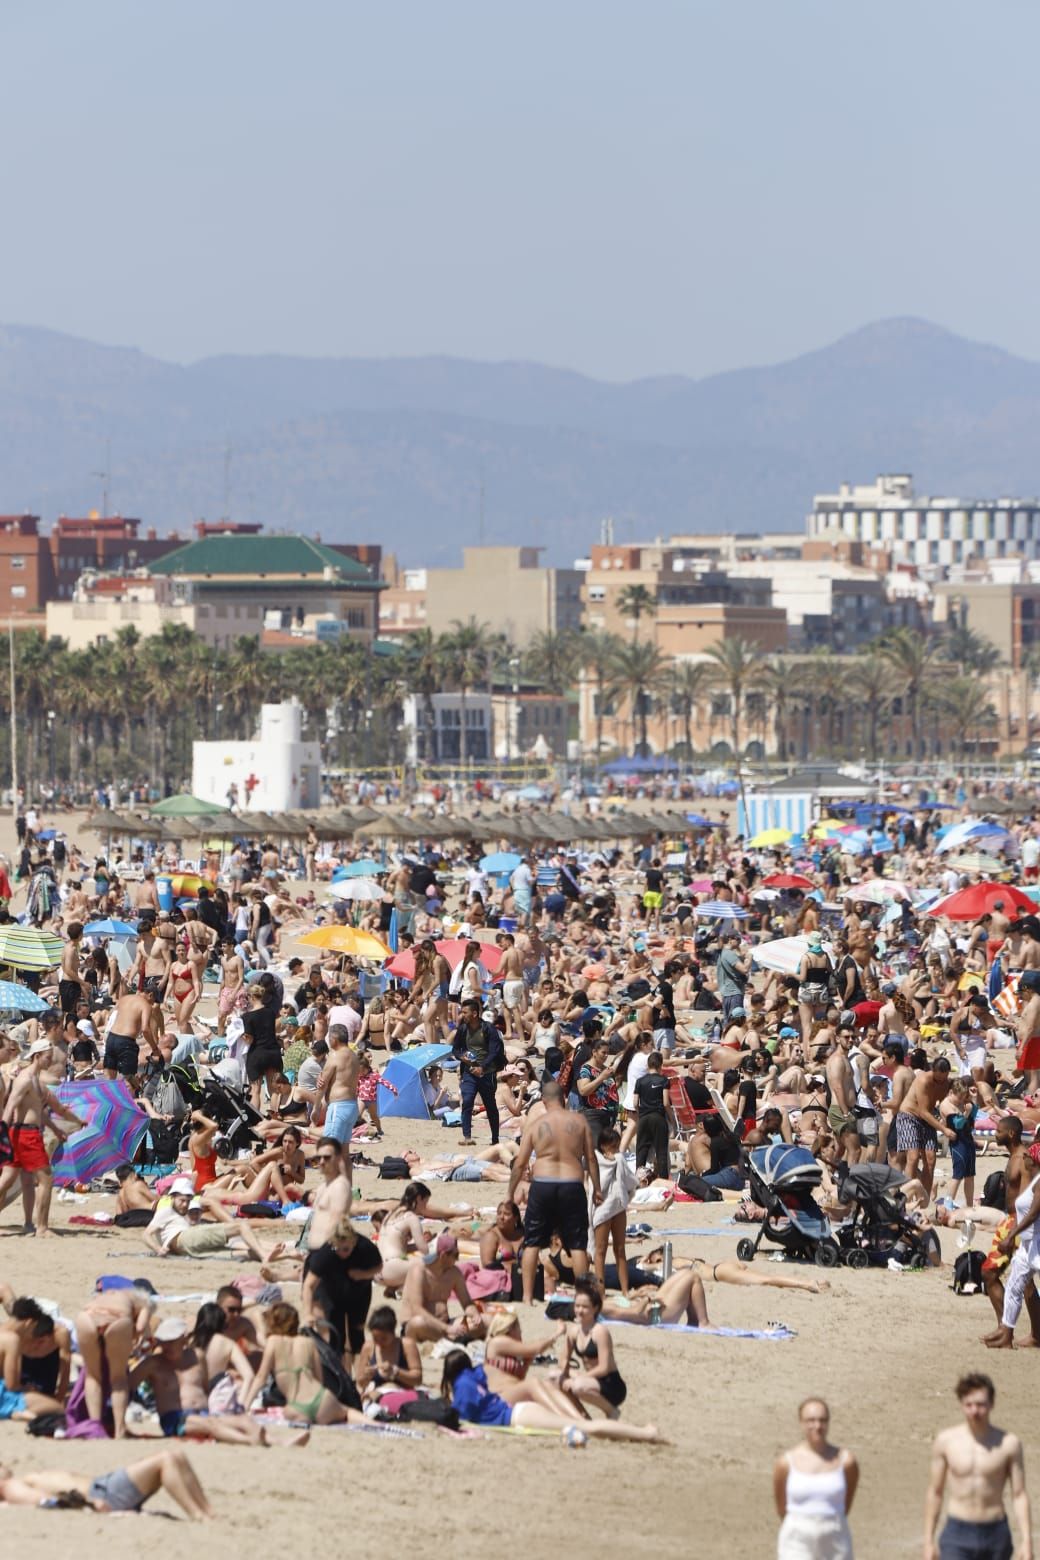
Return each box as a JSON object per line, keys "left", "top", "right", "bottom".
{"left": 608, "top": 1320, "right": 796, "bottom": 1340}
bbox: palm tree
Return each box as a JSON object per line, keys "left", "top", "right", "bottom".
{"left": 877, "top": 627, "right": 942, "bottom": 760}
{"left": 940, "top": 677, "right": 998, "bottom": 762}
{"left": 848, "top": 653, "right": 903, "bottom": 762}
{"left": 577, "top": 629, "right": 624, "bottom": 760}
{"left": 616, "top": 583, "right": 656, "bottom": 642}
{"left": 443, "top": 618, "right": 493, "bottom": 762}
{"left": 524, "top": 630, "right": 579, "bottom": 695}
{"left": 944, "top": 622, "right": 1003, "bottom": 676}
{"left": 705, "top": 636, "right": 764, "bottom": 818}
{"left": 402, "top": 629, "right": 446, "bottom": 764}
{"left": 610, "top": 640, "right": 668, "bottom": 755}
{"left": 669, "top": 659, "right": 714, "bottom": 764}
{"left": 756, "top": 656, "right": 799, "bottom": 763}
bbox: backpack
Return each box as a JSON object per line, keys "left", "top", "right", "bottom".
{"left": 378, "top": 1156, "right": 411, "bottom": 1180}
{"left": 952, "top": 1249, "right": 986, "bottom": 1295}
{"left": 398, "top": 1396, "right": 460, "bottom": 1430}
{"left": 677, "top": 1170, "right": 723, "bottom": 1203}
{"left": 981, "top": 1170, "right": 1007, "bottom": 1210}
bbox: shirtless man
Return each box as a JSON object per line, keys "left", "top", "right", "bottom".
{"left": 825, "top": 1024, "right": 859, "bottom": 1163}
{"left": 509, "top": 1079, "right": 601, "bottom": 1304}
{"left": 115, "top": 1162, "right": 157, "bottom": 1215}
{"left": 104, "top": 986, "right": 163, "bottom": 1084}
{"left": 132, "top": 922, "right": 171, "bottom": 997}
{"left": 58, "top": 922, "right": 87, "bottom": 1022}
{"left": 399, "top": 1233, "right": 482, "bottom": 1342}
{"left": 316, "top": 1023, "right": 360, "bottom": 1152}
{"left": 924, "top": 1373, "right": 1032, "bottom": 1560}
{"left": 498, "top": 933, "right": 527, "bottom": 1047}
{"left": 130, "top": 871, "right": 161, "bottom": 918}
{"left": 0, "top": 1040, "right": 84, "bottom": 1236}
{"left": 1015, "top": 973, "right": 1040, "bottom": 1096}
{"left": 217, "top": 939, "right": 246, "bottom": 1037}
{"left": 308, "top": 1136, "right": 353, "bottom": 1245}
{"left": 129, "top": 1318, "right": 271, "bottom": 1445}
{"left": 892, "top": 1055, "right": 955, "bottom": 1197}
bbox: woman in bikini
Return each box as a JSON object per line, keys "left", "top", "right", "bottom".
{"left": 242, "top": 1303, "right": 364, "bottom": 1425}
{"left": 556, "top": 1280, "right": 630, "bottom": 1419}
{"left": 74, "top": 1287, "right": 155, "bottom": 1438}
{"left": 356, "top": 996, "right": 388, "bottom": 1050}
{"left": 354, "top": 1305, "right": 423, "bottom": 1403}
{"left": 188, "top": 1303, "right": 257, "bottom": 1410}
{"left": 167, "top": 951, "right": 201, "bottom": 1034}
{"left": 377, "top": 1182, "right": 432, "bottom": 1290}
{"left": 483, "top": 1312, "right": 582, "bottom": 1415}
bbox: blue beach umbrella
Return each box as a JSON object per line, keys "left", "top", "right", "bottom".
{"left": 333, "top": 859, "right": 385, "bottom": 880}
{"left": 83, "top": 918, "right": 138, "bottom": 937}
{"left": 0, "top": 980, "right": 50, "bottom": 1013}
{"left": 480, "top": 851, "right": 522, "bottom": 873}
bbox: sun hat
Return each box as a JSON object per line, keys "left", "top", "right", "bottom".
{"left": 27, "top": 1038, "right": 53, "bottom": 1057}
{"left": 169, "top": 1176, "right": 196, "bottom": 1197}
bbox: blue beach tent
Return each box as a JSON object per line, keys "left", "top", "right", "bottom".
{"left": 379, "top": 1043, "right": 454, "bottom": 1119}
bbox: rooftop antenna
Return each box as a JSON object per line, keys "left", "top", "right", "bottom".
{"left": 91, "top": 438, "right": 111, "bottom": 517}
{"left": 222, "top": 439, "right": 233, "bottom": 521}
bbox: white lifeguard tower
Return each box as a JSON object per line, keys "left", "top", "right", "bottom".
{"left": 192, "top": 700, "right": 321, "bottom": 812}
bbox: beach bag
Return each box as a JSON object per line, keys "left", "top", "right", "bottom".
{"left": 150, "top": 1070, "right": 189, "bottom": 1121}
{"left": 952, "top": 1250, "right": 986, "bottom": 1295}
{"left": 677, "top": 1170, "right": 722, "bottom": 1203}
{"left": 301, "top": 1327, "right": 362, "bottom": 1411}
{"left": 378, "top": 1156, "right": 411, "bottom": 1180}
{"left": 981, "top": 1170, "right": 1006, "bottom": 1210}
{"left": 398, "top": 1396, "right": 460, "bottom": 1430}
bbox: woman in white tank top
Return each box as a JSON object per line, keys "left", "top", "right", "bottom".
{"left": 774, "top": 1396, "right": 858, "bottom": 1558}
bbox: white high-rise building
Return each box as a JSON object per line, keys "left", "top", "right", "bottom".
{"left": 808, "top": 474, "right": 1040, "bottom": 570}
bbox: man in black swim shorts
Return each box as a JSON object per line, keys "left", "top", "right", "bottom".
{"left": 508, "top": 1079, "right": 601, "bottom": 1304}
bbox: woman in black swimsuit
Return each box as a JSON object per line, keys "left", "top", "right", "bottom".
{"left": 354, "top": 1306, "right": 423, "bottom": 1403}
{"left": 558, "top": 1280, "right": 628, "bottom": 1417}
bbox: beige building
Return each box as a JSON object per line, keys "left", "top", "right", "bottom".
{"left": 423, "top": 546, "right": 583, "bottom": 644}
{"left": 933, "top": 575, "right": 1040, "bottom": 671}
{"left": 379, "top": 555, "right": 428, "bottom": 637}
{"left": 46, "top": 572, "right": 264, "bottom": 650}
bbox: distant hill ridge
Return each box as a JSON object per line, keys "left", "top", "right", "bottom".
{"left": 1, "top": 316, "right": 1039, "bottom": 563}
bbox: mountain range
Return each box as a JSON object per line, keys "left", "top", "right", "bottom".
{"left": 3, "top": 316, "right": 1040, "bottom": 564}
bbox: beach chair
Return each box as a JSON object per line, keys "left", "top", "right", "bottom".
{"left": 663, "top": 1067, "right": 699, "bottom": 1144}
{"left": 709, "top": 1085, "right": 740, "bottom": 1135}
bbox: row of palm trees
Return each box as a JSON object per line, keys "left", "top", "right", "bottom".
{"left": 3, "top": 614, "right": 1015, "bottom": 796}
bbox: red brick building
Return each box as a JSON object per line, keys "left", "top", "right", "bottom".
{"left": 0, "top": 514, "right": 182, "bottom": 615}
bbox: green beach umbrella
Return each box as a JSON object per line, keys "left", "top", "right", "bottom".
{"left": 150, "top": 794, "right": 227, "bottom": 818}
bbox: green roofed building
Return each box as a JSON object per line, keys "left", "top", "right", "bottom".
{"left": 148, "top": 532, "right": 384, "bottom": 645}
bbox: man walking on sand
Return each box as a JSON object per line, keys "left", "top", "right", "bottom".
{"left": 509, "top": 1080, "right": 601, "bottom": 1304}
{"left": 0, "top": 1040, "right": 85, "bottom": 1237}
{"left": 924, "top": 1372, "right": 1032, "bottom": 1560}
{"left": 316, "top": 1024, "right": 361, "bottom": 1153}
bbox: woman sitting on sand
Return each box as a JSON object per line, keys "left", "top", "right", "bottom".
{"left": 483, "top": 1312, "right": 583, "bottom": 1416}
{"left": 355, "top": 1306, "right": 423, "bottom": 1402}
{"left": 377, "top": 1182, "right": 432, "bottom": 1291}
{"left": 242, "top": 1303, "right": 364, "bottom": 1426}
{"left": 557, "top": 1280, "right": 629, "bottom": 1418}
{"left": 441, "top": 1348, "right": 664, "bottom": 1445}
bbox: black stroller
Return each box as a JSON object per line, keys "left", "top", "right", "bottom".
{"left": 154, "top": 1059, "right": 265, "bottom": 1160}
{"left": 736, "top": 1144, "right": 839, "bottom": 1267}
{"left": 833, "top": 1162, "right": 933, "bottom": 1269}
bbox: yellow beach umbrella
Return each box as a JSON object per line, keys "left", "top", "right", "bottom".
{"left": 811, "top": 818, "right": 846, "bottom": 837}
{"left": 748, "top": 827, "right": 793, "bottom": 848}
{"left": 298, "top": 926, "right": 393, "bottom": 961}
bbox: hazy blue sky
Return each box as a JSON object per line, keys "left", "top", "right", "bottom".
{"left": 2, "top": 1, "right": 1036, "bottom": 380}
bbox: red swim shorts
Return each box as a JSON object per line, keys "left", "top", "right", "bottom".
{"left": 10, "top": 1126, "right": 49, "bottom": 1173}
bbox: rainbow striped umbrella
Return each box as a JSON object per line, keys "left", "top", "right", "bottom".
{"left": 51, "top": 1078, "right": 150, "bottom": 1185}
{"left": 0, "top": 926, "right": 64, "bottom": 971}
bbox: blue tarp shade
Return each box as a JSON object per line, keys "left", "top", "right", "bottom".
{"left": 379, "top": 1043, "right": 454, "bottom": 1120}
{"left": 599, "top": 754, "right": 678, "bottom": 775}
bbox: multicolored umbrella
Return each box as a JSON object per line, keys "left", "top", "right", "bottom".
{"left": 50, "top": 1078, "right": 149, "bottom": 1186}
{"left": 693, "top": 901, "right": 750, "bottom": 919}
{"left": 0, "top": 926, "right": 65, "bottom": 971}
{"left": 0, "top": 979, "right": 50, "bottom": 1013}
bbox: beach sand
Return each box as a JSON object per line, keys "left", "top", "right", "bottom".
{"left": 0, "top": 805, "right": 1029, "bottom": 1555}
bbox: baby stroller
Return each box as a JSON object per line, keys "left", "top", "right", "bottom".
{"left": 165, "top": 1059, "right": 265, "bottom": 1159}
{"left": 833, "top": 1162, "right": 932, "bottom": 1269}
{"left": 736, "top": 1144, "right": 839, "bottom": 1267}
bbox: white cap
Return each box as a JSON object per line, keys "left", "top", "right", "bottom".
{"left": 27, "top": 1039, "right": 52, "bottom": 1058}
{"left": 168, "top": 1177, "right": 196, "bottom": 1197}
{"left": 154, "top": 1317, "right": 187, "bottom": 1342}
